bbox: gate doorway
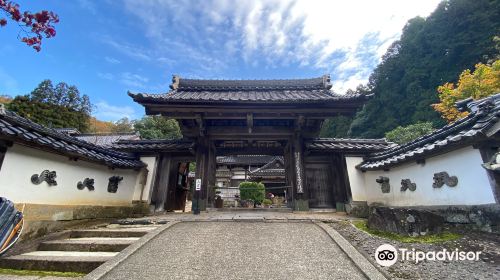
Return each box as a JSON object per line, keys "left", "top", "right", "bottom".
{"left": 306, "top": 163, "right": 335, "bottom": 208}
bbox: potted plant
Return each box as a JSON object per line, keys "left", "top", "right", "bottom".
{"left": 239, "top": 199, "right": 253, "bottom": 208}
{"left": 214, "top": 187, "right": 223, "bottom": 208}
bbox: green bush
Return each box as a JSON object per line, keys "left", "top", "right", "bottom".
{"left": 262, "top": 199, "right": 272, "bottom": 206}
{"left": 239, "top": 181, "right": 265, "bottom": 204}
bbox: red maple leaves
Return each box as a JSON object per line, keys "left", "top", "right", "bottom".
{"left": 0, "top": 0, "right": 59, "bottom": 52}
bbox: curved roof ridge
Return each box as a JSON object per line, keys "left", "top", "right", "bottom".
{"left": 169, "top": 75, "right": 332, "bottom": 91}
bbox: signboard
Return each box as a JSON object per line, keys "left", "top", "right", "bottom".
{"left": 195, "top": 179, "right": 201, "bottom": 191}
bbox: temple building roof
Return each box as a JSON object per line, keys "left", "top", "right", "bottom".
{"left": 217, "top": 155, "right": 281, "bottom": 166}
{"left": 0, "top": 107, "right": 145, "bottom": 169}
{"left": 75, "top": 133, "right": 140, "bottom": 146}
{"left": 358, "top": 93, "right": 500, "bottom": 171}
{"left": 111, "top": 139, "right": 195, "bottom": 153}
{"left": 248, "top": 156, "right": 285, "bottom": 178}
{"left": 129, "top": 75, "right": 369, "bottom": 105}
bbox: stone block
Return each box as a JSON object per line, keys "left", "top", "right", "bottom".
{"left": 368, "top": 206, "right": 445, "bottom": 236}
{"left": 345, "top": 201, "right": 368, "bottom": 218}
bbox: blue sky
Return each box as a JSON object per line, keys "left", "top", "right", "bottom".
{"left": 0, "top": 0, "right": 441, "bottom": 121}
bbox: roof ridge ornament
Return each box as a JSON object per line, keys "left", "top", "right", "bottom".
{"left": 170, "top": 75, "right": 180, "bottom": 90}
{"left": 322, "top": 74, "right": 332, "bottom": 90}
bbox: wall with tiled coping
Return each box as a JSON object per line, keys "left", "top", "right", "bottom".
{"left": 346, "top": 146, "right": 496, "bottom": 207}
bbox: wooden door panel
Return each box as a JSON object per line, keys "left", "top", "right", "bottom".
{"left": 306, "top": 163, "right": 334, "bottom": 208}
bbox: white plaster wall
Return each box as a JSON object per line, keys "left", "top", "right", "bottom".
{"left": 0, "top": 144, "right": 140, "bottom": 206}
{"left": 345, "top": 156, "right": 366, "bottom": 201}
{"left": 231, "top": 169, "right": 247, "bottom": 180}
{"left": 361, "top": 146, "right": 495, "bottom": 206}
{"left": 132, "top": 156, "right": 157, "bottom": 202}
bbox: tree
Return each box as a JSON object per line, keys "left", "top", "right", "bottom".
{"left": 433, "top": 60, "right": 500, "bottom": 122}
{"left": 133, "top": 116, "right": 182, "bottom": 140}
{"left": 320, "top": 116, "right": 353, "bottom": 138}
{"left": 0, "top": 95, "right": 12, "bottom": 104}
{"left": 88, "top": 117, "right": 115, "bottom": 133}
{"left": 7, "top": 80, "right": 92, "bottom": 132}
{"left": 0, "top": 0, "right": 59, "bottom": 51}
{"left": 384, "top": 122, "right": 434, "bottom": 144}
{"left": 111, "top": 117, "right": 134, "bottom": 133}
{"left": 348, "top": 0, "right": 500, "bottom": 138}
{"left": 239, "top": 181, "right": 265, "bottom": 206}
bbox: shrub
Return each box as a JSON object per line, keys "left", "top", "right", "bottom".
{"left": 262, "top": 199, "right": 272, "bottom": 206}
{"left": 239, "top": 181, "right": 265, "bottom": 204}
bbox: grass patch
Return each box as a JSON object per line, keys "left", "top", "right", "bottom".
{"left": 0, "top": 268, "right": 85, "bottom": 278}
{"left": 352, "top": 220, "right": 461, "bottom": 243}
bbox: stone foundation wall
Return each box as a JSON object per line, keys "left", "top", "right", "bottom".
{"left": 15, "top": 203, "right": 149, "bottom": 240}
{"left": 367, "top": 204, "right": 500, "bottom": 235}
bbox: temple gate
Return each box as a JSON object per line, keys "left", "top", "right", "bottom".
{"left": 128, "top": 75, "right": 370, "bottom": 211}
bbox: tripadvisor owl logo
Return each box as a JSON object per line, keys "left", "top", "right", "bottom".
{"left": 374, "top": 243, "right": 482, "bottom": 267}
{"left": 375, "top": 244, "right": 398, "bottom": 267}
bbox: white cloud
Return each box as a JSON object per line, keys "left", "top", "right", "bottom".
{"left": 120, "top": 72, "right": 149, "bottom": 89}
{"left": 104, "top": 56, "right": 121, "bottom": 64}
{"left": 94, "top": 101, "right": 137, "bottom": 121}
{"left": 121, "top": 0, "right": 441, "bottom": 91}
{"left": 100, "top": 35, "right": 152, "bottom": 61}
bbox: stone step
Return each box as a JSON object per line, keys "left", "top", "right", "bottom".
{"left": 70, "top": 226, "right": 157, "bottom": 238}
{"left": 38, "top": 237, "right": 140, "bottom": 252}
{"left": 0, "top": 251, "right": 118, "bottom": 273}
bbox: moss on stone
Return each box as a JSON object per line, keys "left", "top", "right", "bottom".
{"left": 352, "top": 220, "right": 461, "bottom": 243}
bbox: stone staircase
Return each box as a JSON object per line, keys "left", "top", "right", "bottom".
{"left": 0, "top": 224, "right": 159, "bottom": 274}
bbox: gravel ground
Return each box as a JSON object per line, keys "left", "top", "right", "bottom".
{"left": 100, "top": 222, "right": 367, "bottom": 280}
{"left": 329, "top": 221, "right": 500, "bottom": 280}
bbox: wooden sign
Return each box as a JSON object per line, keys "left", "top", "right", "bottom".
{"left": 195, "top": 179, "right": 201, "bottom": 191}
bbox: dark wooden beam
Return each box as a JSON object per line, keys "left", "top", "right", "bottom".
{"left": 195, "top": 114, "right": 205, "bottom": 137}
{"left": 247, "top": 113, "right": 253, "bottom": 134}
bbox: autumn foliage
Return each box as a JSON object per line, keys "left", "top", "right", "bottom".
{"left": 0, "top": 0, "right": 58, "bottom": 51}
{"left": 433, "top": 60, "right": 500, "bottom": 123}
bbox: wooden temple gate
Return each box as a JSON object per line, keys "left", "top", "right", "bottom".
{"left": 128, "top": 75, "right": 369, "bottom": 212}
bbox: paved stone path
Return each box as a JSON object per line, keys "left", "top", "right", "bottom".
{"left": 100, "top": 222, "right": 367, "bottom": 280}
{"left": 118, "top": 210, "right": 357, "bottom": 223}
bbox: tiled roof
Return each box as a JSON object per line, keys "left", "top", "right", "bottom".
{"left": 54, "top": 128, "right": 81, "bottom": 135}
{"left": 249, "top": 156, "right": 285, "bottom": 177}
{"left": 111, "top": 139, "right": 194, "bottom": 152}
{"left": 358, "top": 93, "right": 500, "bottom": 171}
{"left": 0, "top": 108, "right": 145, "bottom": 169}
{"left": 171, "top": 75, "right": 333, "bottom": 91}
{"left": 306, "top": 138, "right": 395, "bottom": 153}
{"left": 129, "top": 75, "right": 369, "bottom": 104}
{"left": 217, "top": 155, "right": 280, "bottom": 165}
{"left": 76, "top": 133, "right": 140, "bottom": 146}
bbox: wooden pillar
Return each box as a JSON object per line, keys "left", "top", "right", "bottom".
{"left": 207, "top": 141, "right": 217, "bottom": 207}
{"left": 193, "top": 137, "right": 209, "bottom": 212}
{"left": 283, "top": 142, "right": 294, "bottom": 207}
{"left": 153, "top": 153, "right": 172, "bottom": 212}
